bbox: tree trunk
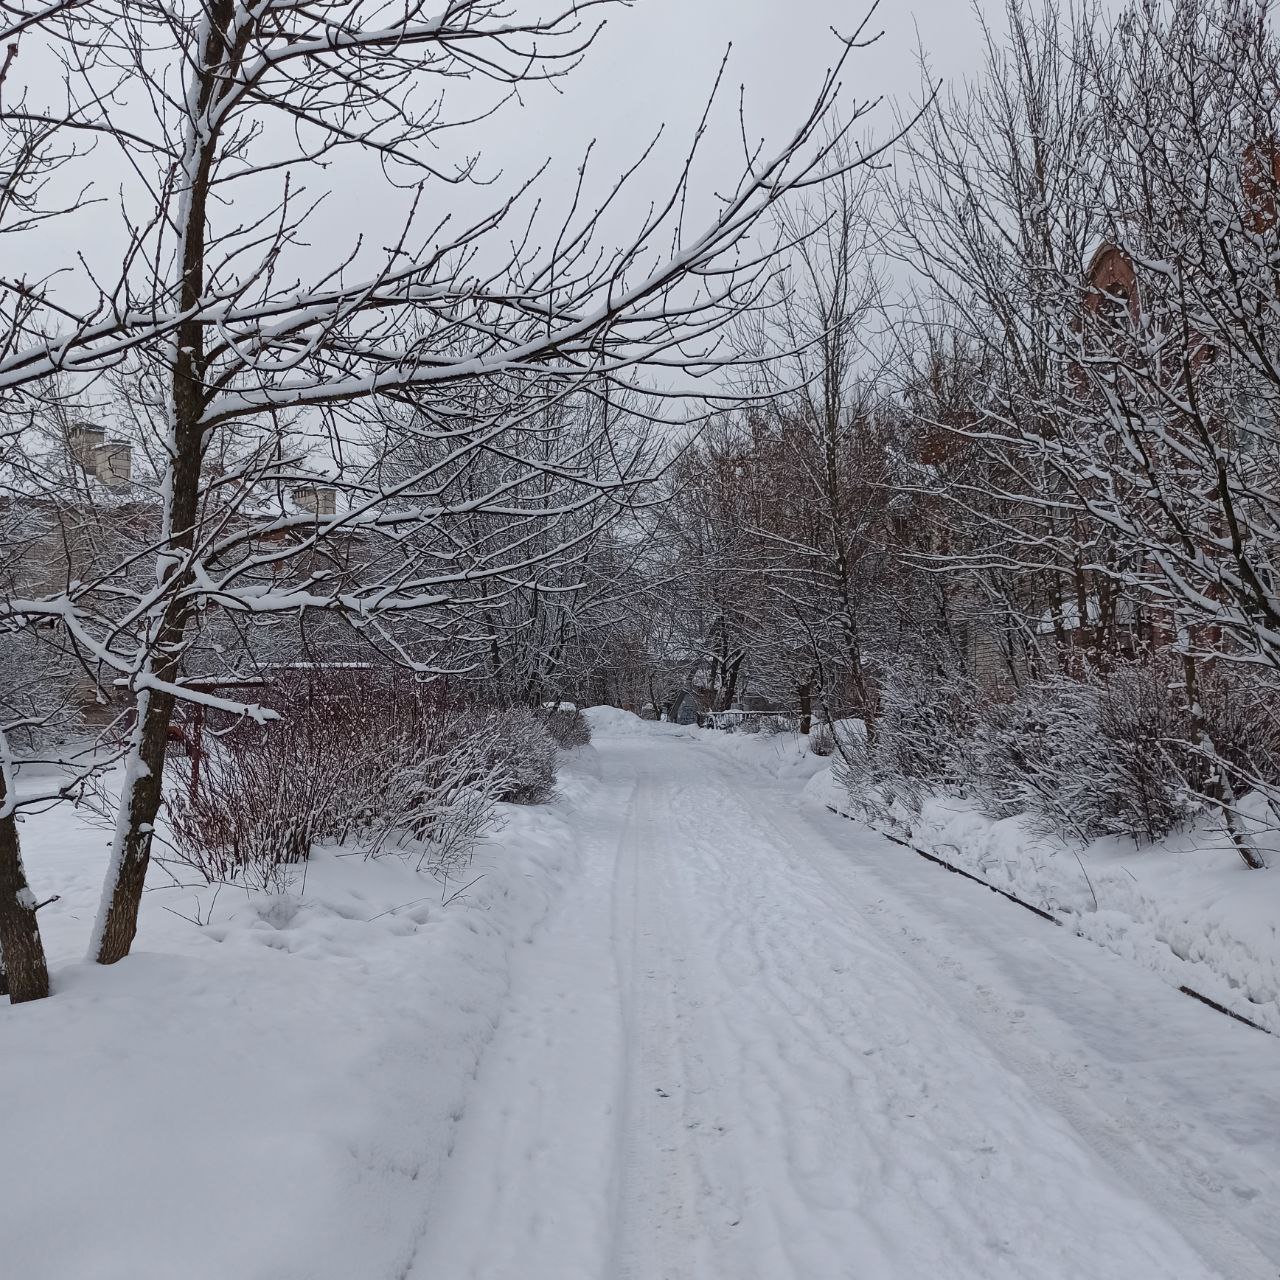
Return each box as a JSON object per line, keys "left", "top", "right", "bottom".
{"left": 1181, "top": 648, "right": 1265, "bottom": 871}
{"left": 722, "top": 653, "right": 743, "bottom": 712}
{"left": 845, "top": 634, "right": 877, "bottom": 748}
{"left": 92, "top": 8, "right": 227, "bottom": 963}
{"left": 0, "top": 776, "right": 50, "bottom": 1003}
{"left": 798, "top": 681, "right": 813, "bottom": 735}
{"left": 93, "top": 682, "right": 180, "bottom": 963}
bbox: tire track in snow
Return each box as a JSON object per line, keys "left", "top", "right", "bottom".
{"left": 608, "top": 773, "right": 734, "bottom": 1279}
{"left": 699, "top": 748, "right": 1280, "bottom": 1279}
{"left": 403, "top": 772, "right": 634, "bottom": 1280}
{"left": 405, "top": 728, "right": 1280, "bottom": 1278}
{"left": 627, "top": 742, "right": 1243, "bottom": 1278}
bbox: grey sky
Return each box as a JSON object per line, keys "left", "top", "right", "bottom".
{"left": 578, "top": 4, "right": 963, "bottom": 172}
{"left": 291, "top": 2, "right": 1009, "bottom": 283}
{"left": 558, "top": 0, "right": 994, "bottom": 147}
{"left": 23, "top": 3, "right": 1010, "bottom": 312}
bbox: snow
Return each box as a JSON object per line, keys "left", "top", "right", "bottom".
{"left": 805, "top": 740, "right": 1280, "bottom": 1036}
{"left": 2, "top": 769, "right": 595, "bottom": 1280}
{"left": 893, "top": 789, "right": 1280, "bottom": 1035}
{"left": 581, "top": 703, "right": 686, "bottom": 739}
{"left": 691, "top": 717, "right": 831, "bottom": 785}
{"left": 3, "top": 712, "right": 1280, "bottom": 1277}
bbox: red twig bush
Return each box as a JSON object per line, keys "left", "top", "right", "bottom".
{"left": 162, "top": 670, "right": 560, "bottom": 889}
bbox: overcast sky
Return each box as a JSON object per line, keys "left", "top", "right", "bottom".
{"left": 298, "top": 1, "right": 1007, "bottom": 261}
{"left": 553, "top": 0, "right": 994, "bottom": 149}
{"left": 23, "top": 3, "right": 1029, "bottom": 317}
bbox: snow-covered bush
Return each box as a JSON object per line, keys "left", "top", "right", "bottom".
{"left": 163, "top": 670, "right": 519, "bottom": 887}
{"left": 478, "top": 706, "right": 558, "bottom": 804}
{"left": 873, "top": 658, "right": 977, "bottom": 817}
{"left": 758, "top": 713, "right": 796, "bottom": 736}
{"left": 1190, "top": 661, "right": 1280, "bottom": 802}
{"left": 971, "top": 666, "right": 1195, "bottom": 846}
{"left": 164, "top": 724, "right": 336, "bottom": 891}
{"left": 971, "top": 679, "right": 1115, "bottom": 841}
{"left": 809, "top": 722, "right": 835, "bottom": 756}
{"left": 541, "top": 706, "right": 591, "bottom": 749}
{"left": 832, "top": 662, "right": 968, "bottom": 823}
{"left": 372, "top": 729, "right": 507, "bottom": 874}
{"left": 830, "top": 721, "right": 893, "bottom": 824}
{"left": 1094, "top": 663, "right": 1196, "bottom": 844}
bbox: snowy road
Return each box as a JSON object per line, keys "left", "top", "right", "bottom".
{"left": 409, "top": 720, "right": 1280, "bottom": 1280}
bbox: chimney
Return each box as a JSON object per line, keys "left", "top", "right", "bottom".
{"left": 291, "top": 485, "right": 336, "bottom": 517}
{"left": 69, "top": 423, "right": 105, "bottom": 469}
{"left": 92, "top": 441, "right": 132, "bottom": 490}
{"left": 69, "top": 424, "right": 132, "bottom": 491}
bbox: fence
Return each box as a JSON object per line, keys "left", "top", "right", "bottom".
{"left": 703, "top": 709, "right": 804, "bottom": 733}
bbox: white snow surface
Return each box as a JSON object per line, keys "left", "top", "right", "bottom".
{"left": 2, "top": 711, "right": 1278, "bottom": 1278}
{"left": 804, "top": 764, "right": 1280, "bottom": 1038}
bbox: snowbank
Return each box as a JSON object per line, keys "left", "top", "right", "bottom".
{"left": 693, "top": 725, "right": 830, "bottom": 786}
{"left": 806, "top": 765, "right": 1280, "bottom": 1036}
{"left": 581, "top": 704, "right": 685, "bottom": 738}
{"left": 0, "top": 761, "right": 600, "bottom": 1280}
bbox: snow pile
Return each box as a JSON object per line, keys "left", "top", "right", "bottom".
{"left": 802, "top": 760, "right": 849, "bottom": 812}
{"left": 911, "top": 793, "right": 1280, "bottom": 1034}
{"left": 806, "top": 763, "right": 1280, "bottom": 1035}
{"left": 0, "top": 760, "right": 600, "bottom": 1280}
{"left": 581, "top": 704, "right": 686, "bottom": 738}
{"left": 694, "top": 724, "right": 831, "bottom": 786}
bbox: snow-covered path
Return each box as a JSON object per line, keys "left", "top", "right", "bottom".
{"left": 410, "top": 722, "right": 1280, "bottom": 1280}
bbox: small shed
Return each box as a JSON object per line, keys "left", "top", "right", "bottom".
{"left": 674, "top": 689, "right": 700, "bottom": 726}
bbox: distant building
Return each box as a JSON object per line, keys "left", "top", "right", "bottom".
{"left": 291, "top": 484, "right": 336, "bottom": 517}
{"left": 69, "top": 423, "right": 133, "bottom": 490}
{"left": 674, "top": 689, "right": 700, "bottom": 726}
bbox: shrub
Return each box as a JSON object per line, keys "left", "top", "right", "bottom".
{"left": 162, "top": 669, "right": 514, "bottom": 888}
{"left": 757, "top": 713, "right": 800, "bottom": 736}
{"left": 971, "top": 679, "right": 1114, "bottom": 841}
{"left": 541, "top": 705, "right": 591, "bottom": 749}
{"left": 830, "top": 659, "right": 976, "bottom": 824}
{"left": 809, "top": 722, "right": 835, "bottom": 756}
{"left": 972, "top": 666, "right": 1194, "bottom": 845}
{"left": 164, "top": 721, "right": 338, "bottom": 891}
{"left": 875, "top": 658, "right": 977, "bottom": 816}
{"left": 833, "top": 645, "right": 1280, "bottom": 848}
{"left": 830, "top": 720, "right": 893, "bottom": 825}
{"left": 375, "top": 728, "right": 508, "bottom": 873}
{"left": 1095, "top": 663, "right": 1195, "bottom": 843}
{"left": 1191, "top": 661, "right": 1280, "bottom": 800}
{"left": 478, "top": 706, "right": 558, "bottom": 804}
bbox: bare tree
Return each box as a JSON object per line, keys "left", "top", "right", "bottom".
{"left": 0, "top": 0, "right": 115, "bottom": 1001}
{"left": 0, "top": 1, "right": 898, "bottom": 973}
{"left": 887, "top": 0, "right": 1124, "bottom": 673}
{"left": 890, "top": 0, "right": 1277, "bottom": 866}
{"left": 734, "top": 157, "right": 899, "bottom": 735}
